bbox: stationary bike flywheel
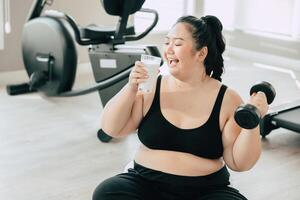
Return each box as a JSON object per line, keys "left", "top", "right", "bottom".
{"left": 22, "top": 16, "right": 77, "bottom": 96}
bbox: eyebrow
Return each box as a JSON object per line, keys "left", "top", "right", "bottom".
{"left": 165, "top": 36, "right": 185, "bottom": 41}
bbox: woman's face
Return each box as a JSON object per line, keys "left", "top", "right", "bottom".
{"left": 163, "top": 23, "right": 204, "bottom": 78}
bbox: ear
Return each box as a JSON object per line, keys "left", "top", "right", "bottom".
{"left": 197, "top": 46, "right": 208, "bottom": 62}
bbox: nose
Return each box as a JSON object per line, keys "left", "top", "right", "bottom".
{"left": 164, "top": 42, "right": 174, "bottom": 55}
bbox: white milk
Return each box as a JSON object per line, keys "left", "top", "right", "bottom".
{"left": 138, "top": 54, "right": 161, "bottom": 92}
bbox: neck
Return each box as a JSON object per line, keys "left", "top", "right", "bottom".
{"left": 171, "top": 72, "right": 209, "bottom": 90}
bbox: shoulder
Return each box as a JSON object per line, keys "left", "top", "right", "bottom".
{"left": 222, "top": 86, "right": 244, "bottom": 114}
{"left": 219, "top": 86, "right": 244, "bottom": 131}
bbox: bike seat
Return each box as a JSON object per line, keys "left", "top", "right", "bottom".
{"left": 78, "top": 0, "right": 146, "bottom": 44}
{"left": 80, "top": 24, "right": 135, "bottom": 41}
{"left": 101, "top": 0, "right": 145, "bottom": 16}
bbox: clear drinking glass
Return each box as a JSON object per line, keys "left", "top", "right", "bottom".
{"left": 138, "top": 54, "right": 161, "bottom": 92}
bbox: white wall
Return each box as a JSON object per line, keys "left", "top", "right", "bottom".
{"left": 1, "top": 0, "right": 300, "bottom": 72}
{"left": 0, "top": 0, "right": 3, "bottom": 50}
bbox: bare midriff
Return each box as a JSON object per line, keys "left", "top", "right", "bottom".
{"left": 134, "top": 144, "right": 225, "bottom": 176}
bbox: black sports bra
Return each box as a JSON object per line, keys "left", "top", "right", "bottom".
{"left": 137, "top": 75, "right": 227, "bottom": 159}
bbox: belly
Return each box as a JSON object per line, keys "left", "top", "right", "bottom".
{"left": 134, "top": 144, "right": 225, "bottom": 176}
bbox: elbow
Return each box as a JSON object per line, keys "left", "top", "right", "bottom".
{"left": 229, "top": 164, "right": 253, "bottom": 172}
{"left": 101, "top": 121, "right": 121, "bottom": 138}
{"left": 100, "top": 114, "right": 123, "bottom": 138}
{"left": 230, "top": 146, "right": 262, "bottom": 172}
{"left": 229, "top": 157, "right": 260, "bottom": 172}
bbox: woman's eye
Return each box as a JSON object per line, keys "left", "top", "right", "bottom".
{"left": 175, "top": 43, "right": 182, "bottom": 46}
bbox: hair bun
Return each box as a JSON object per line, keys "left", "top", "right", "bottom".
{"left": 201, "top": 15, "right": 223, "bottom": 32}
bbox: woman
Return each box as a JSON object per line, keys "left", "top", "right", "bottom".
{"left": 93, "top": 15, "right": 268, "bottom": 200}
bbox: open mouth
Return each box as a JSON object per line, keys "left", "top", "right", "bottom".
{"left": 168, "top": 58, "right": 179, "bottom": 66}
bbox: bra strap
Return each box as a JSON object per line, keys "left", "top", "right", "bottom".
{"left": 152, "top": 75, "right": 162, "bottom": 107}
{"left": 211, "top": 85, "right": 228, "bottom": 120}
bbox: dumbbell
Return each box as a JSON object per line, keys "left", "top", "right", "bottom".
{"left": 234, "top": 81, "right": 276, "bottom": 129}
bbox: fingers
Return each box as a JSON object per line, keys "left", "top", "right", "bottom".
{"left": 249, "top": 91, "right": 269, "bottom": 117}
{"left": 251, "top": 91, "right": 267, "bottom": 104}
{"left": 129, "top": 61, "right": 149, "bottom": 86}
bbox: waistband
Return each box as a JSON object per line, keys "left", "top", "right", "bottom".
{"left": 132, "top": 161, "right": 230, "bottom": 188}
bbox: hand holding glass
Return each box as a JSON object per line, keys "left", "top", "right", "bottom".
{"left": 138, "top": 54, "right": 161, "bottom": 92}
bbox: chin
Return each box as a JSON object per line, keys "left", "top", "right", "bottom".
{"left": 168, "top": 68, "right": 179, "bottom": 77}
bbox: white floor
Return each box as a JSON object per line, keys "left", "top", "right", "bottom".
{"left": 1, "top": 56, "right": 300, "bottom": 200}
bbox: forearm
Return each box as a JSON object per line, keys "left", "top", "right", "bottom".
{"left": 232, "top": 126, "right": 262, "bottom": 171}
{"left": 101, "top": 83, "right": 138, "bottom": 136}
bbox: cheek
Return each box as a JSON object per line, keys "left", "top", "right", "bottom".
{"left": 163, "top": 46, "right": 169, "bottom": 60}
{"left": 163, "top": 52, "right": 167, "bottom": 61}
{"left": 175, "top": 49, "right": 187, "bottom": 62}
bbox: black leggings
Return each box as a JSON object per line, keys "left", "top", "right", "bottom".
{"left": 93, "top": 161, "right": 247, "bottom": 200}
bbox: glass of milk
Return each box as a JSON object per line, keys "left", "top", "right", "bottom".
{"left": 138, "top": 54, "right": 161, "bottom": 92}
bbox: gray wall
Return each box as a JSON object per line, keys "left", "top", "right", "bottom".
{"left": 0, "top": 0, "right": 30, "bottom": 72}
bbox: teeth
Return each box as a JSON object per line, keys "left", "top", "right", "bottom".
{"left": 167, "top": 58, "right": 179, "bottom": 65}
{"left": 169, "top": 59, "right": 178, "bottom": 65}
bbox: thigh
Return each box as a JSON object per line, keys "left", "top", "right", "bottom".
{"left": 92, "top": 173, "right": 157, "bottom": 200}
{"left": 198, "top": 186, "right": 248, "bottom": 200}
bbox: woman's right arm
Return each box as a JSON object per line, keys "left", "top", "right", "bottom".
{"left": 100, "top": 61, "right": 149, "bottom": 138}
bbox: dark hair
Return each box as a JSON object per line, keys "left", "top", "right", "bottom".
{"left": 176, "top": 15, "right": 225, "bottom": 82}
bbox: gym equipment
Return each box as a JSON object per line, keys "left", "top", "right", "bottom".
{"left": 260, "top": 100, "right": 300, "bottom": 137}
{"left": 234, "top": 81, "right": 276, "bottom": 129}
{"left": 6, "top": 0, "right": 161, "bottom": 142}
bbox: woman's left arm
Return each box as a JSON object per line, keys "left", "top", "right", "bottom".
{"left": 222, "top": 89, "right": 268, "bottom": 172}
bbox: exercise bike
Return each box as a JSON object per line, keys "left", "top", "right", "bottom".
{"left": 6, "top": 0, "right": 161, "bottom": 142}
